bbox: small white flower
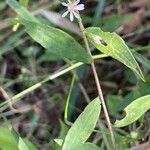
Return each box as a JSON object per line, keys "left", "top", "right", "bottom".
{"left": 62, "top": 0, "right": 84, "bottom": 21}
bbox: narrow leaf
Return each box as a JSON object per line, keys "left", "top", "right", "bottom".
{"left": 19, "top": 19, "right": 92, "bottom": 63}
{"left": 114, "top": 95, "right": 150, "bottom": 127}
{"left": 7, "top": 0, "right": 92, "bottom": 63}
{"left": 62, "top": 98, "right": 101, "bottom": 150}
{"left": 85, "top": 27, "right": 145, "bottom": 81}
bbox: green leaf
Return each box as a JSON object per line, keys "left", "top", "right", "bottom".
{"left": 0, "top": 127, "right": 18, "bottom": 150}
{"left": 62, "top": 98, "right": 101, "bottom": 150}
{"left": 114, "top": 95, "right": 150, "bottom": 127}
{"left": 7, "top": 0, "right": 92, "bottom": 64}
{"left": 19, "top": 20, "right": 92, "bottom": 63}
{"left": 85, "top": 27, "right": 145, "bottom": 81}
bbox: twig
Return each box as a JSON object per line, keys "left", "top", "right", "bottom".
{"left": 78, "top": 15, "right": 116, "bottom": 148}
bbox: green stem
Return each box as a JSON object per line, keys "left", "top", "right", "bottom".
{"left": 0, "top": 62, "right": 82, "bottom": 109}
{"left": 0, "top": 54, "right": 107, "bottom": 110}
{"left": 64, "top": 75, "right": 76, "bottom": 125}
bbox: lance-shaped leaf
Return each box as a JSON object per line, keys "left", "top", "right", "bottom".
{"left": 114, "top": 95, "right": 150, "bottom": 127}
{"left": 7, "top": 0, "right": 92, "bottom": 64}
{"left": 21, "top": 20, "right": 92, "bottom": 63}
{"left": 62, "top": 98, "right": 101, "bottom": 150}
{"left": 85, "top": 27, "right": 145, "bottom": 81}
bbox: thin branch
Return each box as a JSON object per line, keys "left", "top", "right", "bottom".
{"left": 78, "top": 15, "right": 116, "bottom": 148}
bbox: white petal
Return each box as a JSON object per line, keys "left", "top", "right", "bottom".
{"left": 74, "top": 0, "right": 80, "bottom": 5}
{"left": 62, "top": 11, "right": 69, "bottom": 17}
{"left": 73, "top": 11, "right": 79, "bottom": 19}
{"left": 70, "top": 12, "right": 74, "bottom": 21}
{"left": 75, "top": 4, "right": 84, "bottom": 10}
{"left": 62, "top": 2, "right": 68, "bottom": 7}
